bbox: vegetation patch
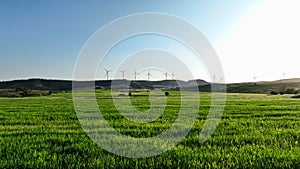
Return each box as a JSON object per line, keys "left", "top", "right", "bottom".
{"left": 0, "top": 89, "right": 52, "bottom": 97}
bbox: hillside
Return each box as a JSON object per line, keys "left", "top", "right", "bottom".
{"left": 0, "top": 79, "right": 208, "bottom": 91}
{"left": 196, "top": 78, "right": 300, "bottom": 94}
{"left": 227, "top": 78, "right": 300, "bottom": 94}
{"left": 0, "top": 78, "right": 299, "bottom": 95}
{"left": 0, "top": 79, "right": 72, "bottom": 91}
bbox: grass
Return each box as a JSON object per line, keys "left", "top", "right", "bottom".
{"left": 0, "top": 90, "right": 300, "bottom": 168}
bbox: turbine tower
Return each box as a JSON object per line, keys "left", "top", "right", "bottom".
{"left": 133, "top": 70, "right": 139, "bottom": 81}
{"left": 146, "top": 71, "right": 152, "bottom": 81}
{"left": 212, "top": 75, "right": 216, "bottom": 82}
{"left": 219, "top": 77, "right": 223, "bottom": 83}
{"left": 120, "top": 70, "right": 126, "bottom": 79}
{"left": 171, "top": 73, "right": 175, "bottom": 80}
{"left": 283, "top": 73, "right": 286, "bottom": 79}
{"left": 253, "top": 76, "right": 258, "bottom": 82}
{"left": 164, "top": 72, "right": 168, "bottom": 80}
{"left": 104, "top": 68, "right": 111, "bottom": 80}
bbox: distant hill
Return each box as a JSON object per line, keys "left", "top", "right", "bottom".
{"left": 0, "top": 79, "right": 72, "bottom": 91}
{"left": 228, "top": 78, "right": 300, "bottom": 94}
{"left": 0, "top": 78, "right": 299, "bottom": 94}
{"left": 0, "top": 78, "right": 206, "bottom": 91}
{"left": 197, "top": 78, "right": 300, "bottom": 94}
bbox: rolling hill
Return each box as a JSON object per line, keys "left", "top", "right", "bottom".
{"left": 0, "top": 78, "right": 299, "bottom": 95}
{"left": 0, "top": 79, "right": 208, "bottom": 91}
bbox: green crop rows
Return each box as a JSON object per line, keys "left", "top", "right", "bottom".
{"left": 0, "top": 90, "right": 300, "bottom": 168}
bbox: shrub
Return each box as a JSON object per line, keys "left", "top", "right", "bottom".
{"left": 165, "top": 91, "right": 169, "bottom": 96}
{"left": 285, "top": 88, "right": 295, "bottom": 94}
{"left": 15, "top": 88, "right": 23, "bottom": 92}
{"left": 23, "top": 89, "right": 33, "bottom": 97}
{"left": 283, "top": 88, "right": 300, "bottom": 95}
{"left": 128, "top": 92, "right": 132, "bottom": 96}
{"left": 291, "top": 95, "right": 300, "bottom": 98}
{"left": 270, "top": 91, "right": 278, "bottom": 95}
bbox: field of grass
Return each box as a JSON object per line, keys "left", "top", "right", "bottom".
{"left": 1, "top": 90, "right": 300, "bottom": 168}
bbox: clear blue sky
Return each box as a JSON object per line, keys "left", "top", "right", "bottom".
{"left": 0, "top": 0, "right": 262, "bottom": 82}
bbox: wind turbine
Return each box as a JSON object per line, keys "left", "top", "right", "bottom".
{"left": 120, "top": 70, "right": 126, "bottom": 79}
{"left": 104, "top": 68, "right": 111, "bottom": 80}
{"left": 283, "top": 73, "right": 286, "bottom": 79}
{"left": 171, "top": 73, "right": 175, "bottom": 80}
{"left": 146, "top": 71, "right": 152, "bottom": 81}
{"left": 253, "top": 76, "right": 258, "bottom": 82}
{"left": 133, "top": 70, "right": 139, "bottom": 81}
{"left": 219, "top": 77, "right": 223, "bottom": 83}
{"left": 164, "top": 72, "right": 168, "bottom": 80}
{"left": 212, "top": 75, "right": 216, "bottom": 82}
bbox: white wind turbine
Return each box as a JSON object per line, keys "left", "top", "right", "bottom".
{"left": 133, "top": 70, "right": 139, "bottom": 81}
{"left": 164, "top": 72, "right": 168, "bottom": 80}
{"left": 219, "top": 77, "right": 224, "bottom": 83}
{"left": 120, "top": 70, "right": 126, "bottom": 79}
{"left": 104, "top": 68, "right": 112, "bottom": 80}
{"left": 146, "top": 71, "right": 152, "bottom": 81}
{"left": 253, "top": 76, "right": 258, "bottom": 82}
{"left": 171, "top": 73, "right": 175, "bottom": 80}
{"left": 212, "top": 75, "right": 216, "bottom": 82}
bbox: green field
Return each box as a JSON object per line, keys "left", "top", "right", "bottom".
{"left": 1, "top": 90, "right": 300, "bottom": 168}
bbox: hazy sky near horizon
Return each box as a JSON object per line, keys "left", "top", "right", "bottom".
{"left": 1, "top": 0, "right": 299, "bottom": 83}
